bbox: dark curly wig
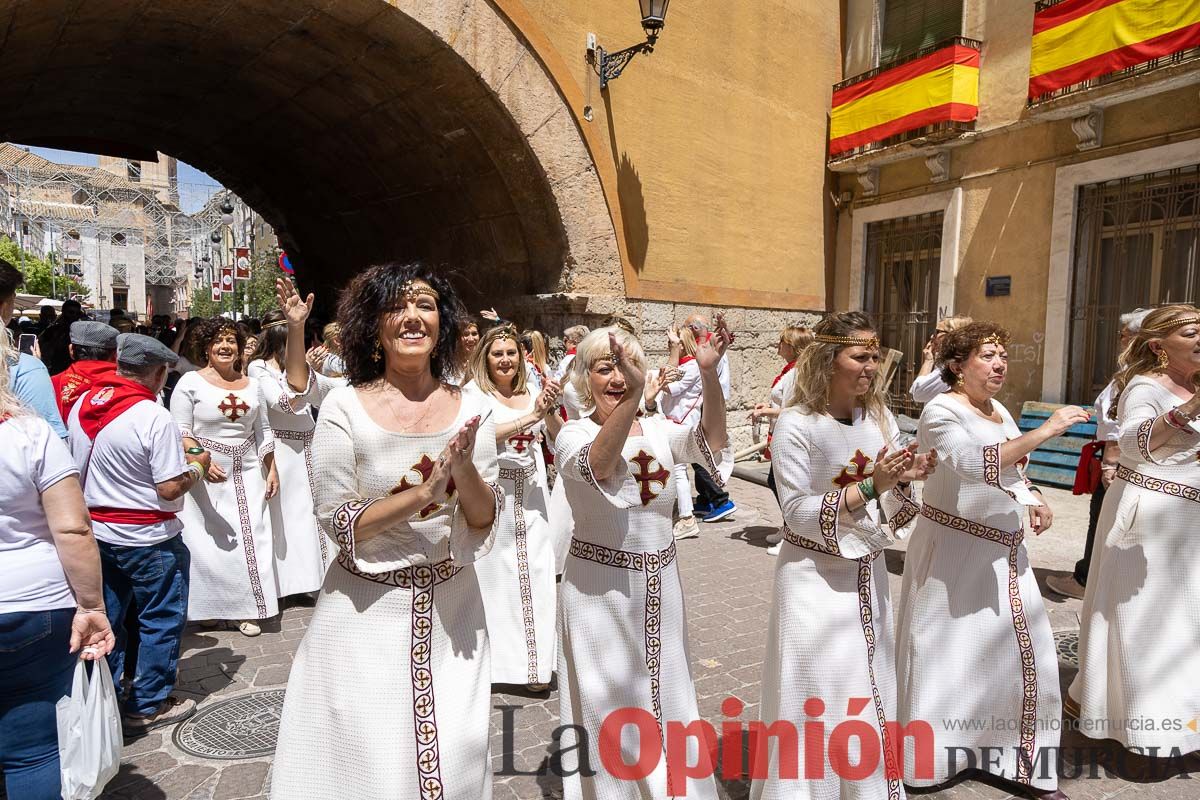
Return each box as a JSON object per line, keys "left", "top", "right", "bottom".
{"left": 938, "top": 322, "right": 1011, "bottom": 384}
{"left": 194, "top": 316, "right": 247, "bottom": 373}
{"left": 337, "top": 261, "right": 466, "bottom": 386}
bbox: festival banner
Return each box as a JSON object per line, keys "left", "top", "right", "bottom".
{"left": 1030, "top": 0, "right": 1200, "bottom": 100}
{"left": 211, "top": 284, "right": 222, "bottom": 302}
{"left": 829, "top": 41, "right": 980, "bottom": 158}
{"left": 220, "top": 267, "right": 234, "bottom": 294}
{"left": 234, "top": 247, "right": 251, "bottom": 280}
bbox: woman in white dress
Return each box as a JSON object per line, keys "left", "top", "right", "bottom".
{"left": 247, "top": 299, "right": 343, "bottom": 601}
{"left": 1067, "top": 304, "right": 1200, "bottom": 757}
{"left": 752, "top": 312, "right": 933, "bottom": 800}
{"left": 555, "top": 322, "right": 732, "bottom": 800}
{"left": 895, "top": 322, "right": 1088, "bottom": 799}
{"left": 171, "top": 318, "right": 279, "bottom": 637}
{"left": 470, "top": 323, "right": 562, "bottom": 690}
{"left": 272, "top": 263, "right": 502, "bottom": 800}
{"left": 445, "top": 319, "right": 480, "bottom": 386}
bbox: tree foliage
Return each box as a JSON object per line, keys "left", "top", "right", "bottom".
{"left": 0, "top": 236, "right": 89, "bottom": 299}
{"left": 186, "top": 250, "right": 284, "bottom": 319}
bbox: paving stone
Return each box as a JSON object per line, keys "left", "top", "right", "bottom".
{"left": 213, "top": 762, "right": 270, "bottom": 800}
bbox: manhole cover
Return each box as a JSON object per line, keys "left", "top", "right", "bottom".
{"left": 1054, "top": 629, "right": 1079, "bottom": 667}
{"left": 173, "top": 689, "right": 285, "bottom": 759}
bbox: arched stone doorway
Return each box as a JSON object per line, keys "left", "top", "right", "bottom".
{"left": 0, "top": 0, "right": 622, "bottom": 304}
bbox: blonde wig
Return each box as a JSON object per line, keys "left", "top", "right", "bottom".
{"left": 1109, "top": 304, "right": 1200, "bottom": 418}
{"left": 525, "top": 330, "right": 550, "bottom": 375}
{"left": 570, "top": 326, "right": 647, "bottom": 410}
{"left": 787, "top": 311, "right": 888, "bottom": 424}
{"left": 470, "top": 324, "right": 529, "bottom": 396}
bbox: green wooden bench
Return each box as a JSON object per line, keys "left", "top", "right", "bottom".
{"left": 1017, "top": 401, "right": 1096, "bottom": 489}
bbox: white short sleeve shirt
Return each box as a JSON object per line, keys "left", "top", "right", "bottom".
{"left": 68, "top": 398, "right": 187, "bottom": 546}
{"left": 0, "top": 415, "right": 79, "bottom": 613}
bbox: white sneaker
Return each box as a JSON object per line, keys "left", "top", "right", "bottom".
{"left": 767, "top": 542, "right": 782, "bottom": 556}
{"left": 238, "top": 620, "right": 262, "bottom": 637}
{"left": 765, "top": 529, "right": 784, "bottom": 545}
{"left": 673, "top": 516, "right": 700, "bottom": 540}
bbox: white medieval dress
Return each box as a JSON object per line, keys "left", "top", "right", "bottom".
{"left": 473, "top": 392, "right": 557, "bottom": 685}
{"left": 170, "top": 370, "right": 277, "bottom": 621}
{"left": 555, "top": 412, "right": 731, "bottom": 800}
{"left": 1068, "top": 376, "right": 1200, "bottom": 755}
{"left": 548, "top": 369, "right": 584, "bottom": 573}
{"left": 271, "top": 386, "right": 503, "bottom": 800}
{"left": 247, "top": 358, "right": 342, "bottom": 597}
{"left": 895, "top": 393, "right": 1061, "bottom": 790}
{"left": 753, "top": 407, "right": 918, "bottom": 800}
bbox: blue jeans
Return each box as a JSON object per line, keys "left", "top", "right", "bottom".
{"left": 99, "top": 535, "right": 190, "bottom": 716}
{"left": 0, "top": 607, "right": 77, "bottom": 800}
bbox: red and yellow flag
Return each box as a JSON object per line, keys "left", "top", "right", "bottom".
{"left": 1030, "top": 0, "right": 1200, "bottom": 100}
{"left": 830, "top": 43, "right": 980, "bottom": 158}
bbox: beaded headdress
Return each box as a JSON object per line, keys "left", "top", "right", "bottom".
{"left": 1142, "top": 316, "right": 1200, "bottom": 335}
{"left": 815, "top": 333, "right": 880, "bottom": 349}
{"left": 979, "top": 331, "right": 1009, "bottom": 348}
{"left": 399, "top": 279, "right": 439, "bottom": 303}
{"left": 261, "top": 319, "right": 288, "bottom": 331}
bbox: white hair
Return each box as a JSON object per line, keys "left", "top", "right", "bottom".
{"left": 563, "top": 325, "right": 590, "bottom": 345}
{"left": 570, "top": 326, "right": 646, "bottom": 410}
{"left": 1119, "top": 308, "right": 1152, "bottom": 334}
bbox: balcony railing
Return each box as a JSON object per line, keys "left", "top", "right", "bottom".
{"left": 1029, "top": 1, "right": 1200, "bottom": 104}
{"left": 1029, "top": 46, "right": 1200, "bottom": 104}
{"left": 830, "top": 36, "right": 982, "bottom": 162}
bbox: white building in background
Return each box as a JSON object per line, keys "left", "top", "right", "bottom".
{"left": 0, "top": 143, "right": 206, "bottom": 317}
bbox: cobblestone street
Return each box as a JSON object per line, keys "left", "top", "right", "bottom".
{"left": 97, "top": 479, "right": 1197, "bottom": 800}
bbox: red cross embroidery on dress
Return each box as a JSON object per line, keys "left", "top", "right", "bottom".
{"left": 833, "top": 449, "right": 874, "bottom": 488}
{"left": 508, "top": 433, "right": 536, "bottom": 454}
{"left": 391, "top": 454, "right": 457, "bottom": 519}
{"left": 630, "top": 450, "right": 670, "bottom": 507}
{"left": 218, "top": 393, "right": 250, "bottom": 422}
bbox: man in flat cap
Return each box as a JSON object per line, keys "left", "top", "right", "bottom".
{"left": 50, "top": 320, "right": 119, "bottom": 422}
{"left": 66, "top": 333, "right": 211, "bottom": 733}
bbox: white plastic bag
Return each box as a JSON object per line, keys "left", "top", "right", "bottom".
{"left": 56, "top": 654, "right": 122, "bottom": 800}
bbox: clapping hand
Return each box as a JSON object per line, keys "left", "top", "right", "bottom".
{"left": 899, "top": 446, "right": 938, "bottom": 483}
{"left": 275, "top": 277, "right": 314, "bottom": 325}
{"left": 870, "top": 444, "right": 914, "bottom": 494}
{"left": 609, "top": 332, "right": 645, "bottom": 396}
{"left": 666, "top": 326, "right": 682, "bottom": 347}
{"left": 536, "top": 379, "right": 562, "bottom": 416}
{"left": 695, "top": 313, "right": 733, "bottom": 371}
{"left": 480, "top": 308, "right": 500, "bottom": 322}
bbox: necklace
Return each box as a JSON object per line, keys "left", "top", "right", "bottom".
{"left": 381, "top": 384, "right": 437, "bottom": 432}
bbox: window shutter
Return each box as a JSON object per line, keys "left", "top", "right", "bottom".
{"left": 880, "top": 0, "right": 963, "bottom": 63}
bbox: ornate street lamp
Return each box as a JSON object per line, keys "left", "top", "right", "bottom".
{"left": 219, "top": 197, "right": 235, "bottom": 227}
{"left": 589, "top": 0, "right": 671, "bottom": 90}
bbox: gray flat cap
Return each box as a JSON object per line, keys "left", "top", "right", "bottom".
{"left": 70, "top": 320, "right": 119, "bottom": 349}
{"left": 117, "top": 333, "right": 179, "bottom": 368}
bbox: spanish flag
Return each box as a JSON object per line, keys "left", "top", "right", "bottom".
{"left": 830, "top": 42, "right": 980, "bottom": 158}
{"left": 1030, "top": 0, "right": 1200, "bottom": 100}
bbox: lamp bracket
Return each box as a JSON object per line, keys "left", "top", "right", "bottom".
{"left": 592, "top": 32, "right": 658, "bottom": 90}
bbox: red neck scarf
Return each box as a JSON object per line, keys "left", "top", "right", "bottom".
{"left": 77, "top": 375, "right": 156, "bottom": 441}
{"left": 53, "top": 360, "right": 118, "bottom": 420}
{"left": 566, "top": 348, "right": 577, "bottom": 356}
{"left": 771, "top": 360, "right": 796, "bottom": 388}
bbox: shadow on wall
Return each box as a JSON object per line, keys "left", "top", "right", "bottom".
{"left": 603, "top": 98, "right": 650, "bottom": 272}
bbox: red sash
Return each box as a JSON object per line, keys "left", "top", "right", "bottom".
{"left": 89, "top": 507, "right": 177, "bottom": 524}
{"left": 76, "top": 375, "right": 156, "bottom": 441}
{"left": 52, "top": 361, "right": 117, "bottom": 421}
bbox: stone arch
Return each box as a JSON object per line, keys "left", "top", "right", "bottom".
{"left": 0, "top": 0, "right": 623, "bottom": 302}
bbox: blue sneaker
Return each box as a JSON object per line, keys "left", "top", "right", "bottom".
{"left": 692, "top": 499, "right": 713, "bottom": 518}
{"left": 703, "top": 500, "right": 737, "bottom": 523}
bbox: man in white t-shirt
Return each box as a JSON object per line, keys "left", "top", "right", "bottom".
{"left": 67, "top": 333, "right": 211, "bottom": 733}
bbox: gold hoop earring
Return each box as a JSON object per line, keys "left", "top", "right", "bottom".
{"left": 1156, "top": 349, "right": 1169, "bottom": 371}
{"left": 372, "top": 341, "right": 382, "bottom": 363}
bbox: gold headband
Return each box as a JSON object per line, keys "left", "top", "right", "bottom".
{"left": 399, "top": 279, "right": 439, "bottom": 303}
{"left": 1143, "top": 316, "right": 1200, "bottom": 335}
{"left": 979, "top": 332, "right": 1009, "bottom": 347}
{"left": 815, "top": 333, "right": 879, "bottom": 349}
{"left": 491, "top": 323, "right": 518, "bottom": 339}
{"left": 262, "top": 319, "right": 288, "bottom": 330}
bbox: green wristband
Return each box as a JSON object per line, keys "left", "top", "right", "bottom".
{"left": 858, "top": 477, "right": 878, "bottom": 502}
{"left": 186, "top": 447, "right": 206, "bottom": 455}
